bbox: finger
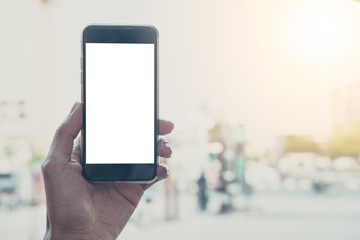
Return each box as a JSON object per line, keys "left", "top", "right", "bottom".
{"left": 47, "top": 102, "right": 83, "bottom": 163}
{"left": 71, "top": 137, "right": 81, "bottom": 164}
{"left": 157, "top": 163, "right": 169, "bottom": 179}
{"left": 158, "top": 138, "right": 172, "bottom": 158}
{"left": 141, "top": 163, "right": 169, "bottom": 190}
{"left": 159, "top": 119, "right": 174, "bottom": 135}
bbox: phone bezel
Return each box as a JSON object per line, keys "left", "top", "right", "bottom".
{"left": 81, "top": 25, "right": 159, "bottom": 182}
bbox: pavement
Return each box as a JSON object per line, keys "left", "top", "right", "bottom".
{"left": 120, "top": 191, "right": 360, "bottom": 240}
{"left": 1, "top": 190, "right": 360, "bottom": 240}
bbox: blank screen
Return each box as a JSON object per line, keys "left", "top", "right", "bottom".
{"left": 86, "top": 43, "right": 154, "bottom": 164}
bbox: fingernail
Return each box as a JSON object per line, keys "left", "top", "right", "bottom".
{"left": 163, "top": 141, "right": 172, "bottom": 151}
{"left": 69, "top": 102, "right": 78, "bottom": 114}
{"left": 160, "top": 163, "right": 170, "bottom": 175}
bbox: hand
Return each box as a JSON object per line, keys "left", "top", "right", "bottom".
{"left": 42, "top": 102, "right": 174, "bottom": 240}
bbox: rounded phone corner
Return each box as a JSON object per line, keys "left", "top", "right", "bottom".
{"left": 138, "top": 174, "right": 158, "bottom": 184}
{"left": 82, "top": 25, "right": 94, "bottom": 36}
{"left": 82, "top": 24, "right": 98, "bottom": 42}
{"left": 146, "top": 25, "right": 159, "bottom": 36}
{"left": 81, "top": 169, "right": 93, "bottom": 182}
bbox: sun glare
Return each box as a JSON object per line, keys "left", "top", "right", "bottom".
{"left": 290, "top": 0, "right": 353, "bottom": 59}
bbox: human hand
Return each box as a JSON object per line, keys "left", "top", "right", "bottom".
{"left": 42, "top": 102, "right": 174, "bottom": 240}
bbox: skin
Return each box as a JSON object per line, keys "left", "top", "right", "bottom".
{"left": 42, "top": 102, "right": 174, "bottom": 240}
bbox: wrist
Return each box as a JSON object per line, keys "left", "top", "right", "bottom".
{"left": 43, "top": 228, "right": 97, "bottom": 240}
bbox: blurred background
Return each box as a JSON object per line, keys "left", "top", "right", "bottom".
{"left": 1, "top": 0, "right": 360, "bottom": 239}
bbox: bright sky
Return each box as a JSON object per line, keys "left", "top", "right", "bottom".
{"left": 1, "top": 0, "right": 360, "bottom": 154}
{"left": 176, "top": 0, "right": 360, "bottom": 153}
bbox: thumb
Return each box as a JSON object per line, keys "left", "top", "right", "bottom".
{"left": 47, "top": 102, "right": 83, "bottom": 163}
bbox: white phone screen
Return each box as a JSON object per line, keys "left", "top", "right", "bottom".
{"left": 85, "top": 43, "right": 155, "bottom": 164}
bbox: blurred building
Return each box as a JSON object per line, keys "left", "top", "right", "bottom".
{"left": 333, "top": 82, "right": 360, "bottom": 129}
{"left": 0, "top": 98, "right": 32, "bottom": 171}
{"left": 0, "top": 98, "right": 34, "bottom": 203}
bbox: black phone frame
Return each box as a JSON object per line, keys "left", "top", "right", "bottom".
{"left": 81, "top": 25, "right": 158, "bottom": 182}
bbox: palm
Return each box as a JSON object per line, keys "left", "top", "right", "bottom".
{"left": 88, "top": 182, "right": 144, "bottom": 236}
{"left": 49, "top": 156, "right": 148, "bottom": 239}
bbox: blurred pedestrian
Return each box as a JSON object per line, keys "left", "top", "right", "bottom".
{"left": 197, "top": 172, "right": 208, "bottom": 211}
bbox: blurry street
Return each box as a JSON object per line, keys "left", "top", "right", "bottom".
{"left": 0, "top": 205, "right": 46, "bottom": 240}
{"left": 2, "top": 190, "right": 360, "bottom": 240}
{"left": 121, "top": 190, "right": 360, "bottom": 240}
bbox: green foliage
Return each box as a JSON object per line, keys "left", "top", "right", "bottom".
{"left": 284, "top": 135, "right": 319, "bottom": 153}
{"left": 209, "top": 122, "right": 227, "bottom": 141}
{"left": 31, "top": 152, "right": 45, "bottom": 164}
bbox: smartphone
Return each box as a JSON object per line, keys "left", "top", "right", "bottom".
{"left": 81, "top": 25, "right": 158, "bottom": 182}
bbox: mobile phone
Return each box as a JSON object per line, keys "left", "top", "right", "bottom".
{"left": 81, "top": 25, "right": 158, "bottom": 182}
